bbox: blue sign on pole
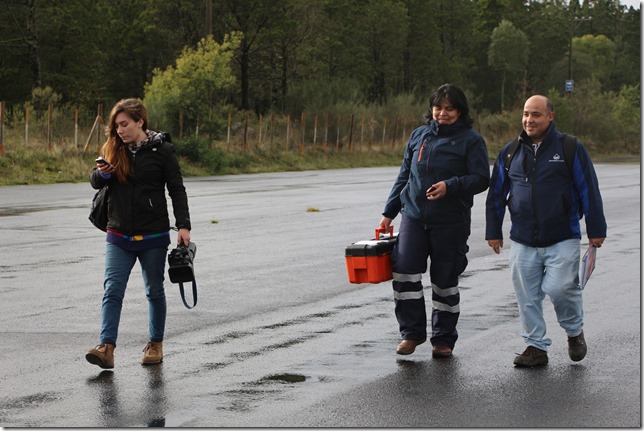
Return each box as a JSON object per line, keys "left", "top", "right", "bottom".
{"left": 565, "top": 80, "right": 574, "bottom": 93}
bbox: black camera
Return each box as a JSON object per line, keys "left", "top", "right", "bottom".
{"left": 168, "top": 241, "right": 197, "bottom": 283}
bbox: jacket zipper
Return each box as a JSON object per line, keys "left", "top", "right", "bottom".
{"left": 421, "top": 138, "right": 429, "bottom": 229}
{"left": 531, "top": 146, "right": 539, "bottom": 244}
{"left": 417, "top": 138, "right": 427, "bottom": 162}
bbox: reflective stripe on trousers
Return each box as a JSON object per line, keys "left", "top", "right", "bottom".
{"left": 392, "top": 214, "right": 470, "bottom": 347}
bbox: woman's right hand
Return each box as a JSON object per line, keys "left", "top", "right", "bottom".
{"left": 379, "top": 216, "right": 393, "bottom": 230}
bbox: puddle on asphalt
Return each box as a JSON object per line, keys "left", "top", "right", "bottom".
{"left": 260, "top": 373, "right": 307, "bottom": 384}
{"left": 0, "top": 205, "right": 84, "bottom": 217}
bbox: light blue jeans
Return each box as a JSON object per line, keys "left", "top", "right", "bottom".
{"left": 509, "top": 239, "right": 583, "bottom": 352}
{"left": 100, "top": 244, "right": 168, "bottom": 346}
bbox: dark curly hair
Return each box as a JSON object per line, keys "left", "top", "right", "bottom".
{"left": 424, "top": 84, "right": 474, "bottom": 127}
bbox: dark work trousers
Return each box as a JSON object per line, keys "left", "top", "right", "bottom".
{"left": 391, "top": 213, "right": 470, "bottom": 348}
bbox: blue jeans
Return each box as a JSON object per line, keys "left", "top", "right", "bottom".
{"left": 509, "top": 239, "right": 583, "bottom": 352}
{"left": 100, "top": 244, "right": 168, "bottom": 346}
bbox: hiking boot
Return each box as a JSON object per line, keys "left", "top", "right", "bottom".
{"left": 568, "top": 331, "right": 587, "bottom": 361}
{"left": 513, "top": 346, "right": 548, "bottom": 367}
{"left": 432, "top": 345, "right": 453, "bottom": 358}
{"left": 141, "top": 341, "right": 163, "bottom": 365}
{"left": 396, "top": 339, "right": 426, "bottom": 355}
{"left": 86, "top": 343, "right": 115, "bottom": 369}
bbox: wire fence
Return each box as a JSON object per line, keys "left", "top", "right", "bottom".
{"left": 0, "top": 102, "right": 421, "bottom": 155}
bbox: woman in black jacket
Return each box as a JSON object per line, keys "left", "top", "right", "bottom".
{"left": 85, "top": 98, "right": 191, "bottom": 369}
{"left": 379, "top": 84, "right": 489, "bottom": 358}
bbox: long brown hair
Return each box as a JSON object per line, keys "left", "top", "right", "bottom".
{"left": 101, "top": 98, "right": 149, "bottom": 184}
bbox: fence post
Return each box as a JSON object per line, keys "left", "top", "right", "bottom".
{"left": 286, "top": 115, "right": 290, "bottom": 150}
{"left": 335, "top": 115, "right": 341, "bottom": 152}
{"left": 25, "top": 107, "right": 29, "bottom": 146}
{"left": 83, "top": 103, "right": 104, "bottom": 152}
{"left": 313, "top": 113, "right": 318, "bottom": 146}
{"left": 401, "top": 114, "right": 406, "bottom": 145}
{"left": 360, "top": 115, "right": 365, "bottom": 150}
{"left": 47, "top": 104, "right": 53, "bottom": 151}
{"left": 74, "top": 108, "right": 79, "bottom": 148}
{"left": 381, "top": 117, "right": 387, "bottom": 146}
{"left": 227, "top": 112, "right": 231, "bottom": 146}
{"left": 179, "top": 108, "right": 184, "bottom": 140}
{"left": 270, "top": 112, "right": 275, "bottom": 149}
{"left": 391, "top": 116, "right": 398, "bottom": 149}
{"left": 0, "top": 101, "right": 4, "bottom": 155}
{"left": 323, "top": 113, "right": 329, "bottom": 151}
{"left": 300, "top": 112, "right": 305, "bottom": 153}
{"left": 258, "top": 113, "right": 263, "bottom": 147}
{"left": 348, "top": 113, "right": 355, "bottom": 153}
{"left": 243, "top": 111, "right": 249, "bottom": 151}
{"left": 96, "top": 104, "right": 103, "bottom": 153}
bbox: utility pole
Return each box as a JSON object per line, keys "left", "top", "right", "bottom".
{"left": 567, "top": 15, "right": 591, "bottom": 94}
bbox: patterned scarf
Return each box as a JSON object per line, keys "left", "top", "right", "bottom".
{"left": 128, "top": 130, "right": 154, "bottom": 154}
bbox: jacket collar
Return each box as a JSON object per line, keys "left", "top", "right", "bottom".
{"left": 518, "top": 122, "right": 557, "bottom": 148}
{"left": 428, "top": 119, "right": 468, "bottom": 137}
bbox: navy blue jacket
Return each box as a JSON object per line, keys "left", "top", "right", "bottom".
{"left": 485, "top": 122, "right": 607, "bottom": 247}
{"left": 90, "top": 131, "right": 191, "bottom": 236}
{"left": 383, "top": 120, "right": 490, "bottom": 226}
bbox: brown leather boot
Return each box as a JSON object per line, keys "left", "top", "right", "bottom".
{"left": 141, "top": 341, "right": 163, "bottom": 365}
{"left": 396, "top": 339, "right": 426, "bottom": 355}
{"left": 86, "top": 343, "right": 115, "bottom": 369}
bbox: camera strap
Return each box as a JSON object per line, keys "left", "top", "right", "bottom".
{"left": 178, "top": 279, "right": 198, "bottom": 309}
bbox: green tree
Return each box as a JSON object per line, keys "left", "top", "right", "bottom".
{"left": 521, "top": 1, "right": 570, "bottom": 96}
{"left": 612, "top": 83, "right": 640, "bottom": 152}
{"left": 571, "top": 34, "right": 616, "bottom": 87}
{"left": 0, "top": 0, "right": 41, "bottom": 104}
{"left": 212, "top": 0, "right": 288, "bottom": 111}
{"left": 144, "top": 34, "right": 241, "bottom": 136}
{"left": 356, "top": 0, "right": 409, "bottom": 105}
{"left": 488, "top": 19, "right": 529, "bottom": 111}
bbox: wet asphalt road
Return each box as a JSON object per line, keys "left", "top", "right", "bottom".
{"left": 0, "top": 164, "right": 640, "bottom": 427}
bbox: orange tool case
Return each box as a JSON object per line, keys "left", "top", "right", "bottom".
{"left": 345, "top": 226, "right": 398, "bottom": 284}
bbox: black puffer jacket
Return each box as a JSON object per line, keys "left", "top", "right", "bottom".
{"left": 89, "top": 131, "right": 191, "bottom": 235}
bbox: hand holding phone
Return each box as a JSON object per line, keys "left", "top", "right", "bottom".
{"left": 95, "top": 156, "right": 112, "bottom": 167}
{"left": 426, "top": 184, "right": 438, "bottom": 200}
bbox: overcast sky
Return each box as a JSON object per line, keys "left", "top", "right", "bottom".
{"left": 619, "top": 0, "right": 640, "bottom": 9}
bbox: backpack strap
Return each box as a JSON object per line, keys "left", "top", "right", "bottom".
{"left": 504, "top": 134, "right": 577, "bottom": 177}
{"left": 561, "top": 133, "right": 584, "bottom": 218}
{"left": 562, "top": 133, "right": 577, "bottom": 178}
{"left": 503, "top": 137, "right": 521, "bottom": 173}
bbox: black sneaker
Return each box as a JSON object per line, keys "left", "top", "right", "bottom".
{"left": 568, "top": 331, "right": 587, "bottom": 361}
{"left": 513, "top": 346, "right": 548, "bottom": 367}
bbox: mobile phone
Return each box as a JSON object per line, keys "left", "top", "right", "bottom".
{"left": 95, "top": 157, "right": 111, "bottom": 167}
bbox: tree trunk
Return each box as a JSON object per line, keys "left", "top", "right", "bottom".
{"left": 501, "top": 71, "right": 506, "bottom": 112}
{"left": 240, "top": 38, "right": 250, "bottom": 110}
{"left": 27, "top": 0, "right": 41, "bottom": 89}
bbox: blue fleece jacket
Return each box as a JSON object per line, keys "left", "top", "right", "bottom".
{"left": 485, "top": 122, "right": 607, "bottom": 247}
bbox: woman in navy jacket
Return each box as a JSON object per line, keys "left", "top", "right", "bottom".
{"left": 85, "top": 98, "right": 191, "bottom": 369}
{"left": 379, "top": 84, "right": 490, "bottom": 357}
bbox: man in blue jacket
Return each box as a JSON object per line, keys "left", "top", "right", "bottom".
{"left": 485, "top": 95, "right": 607, "bottom": 367}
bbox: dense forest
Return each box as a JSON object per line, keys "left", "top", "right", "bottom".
{"left": 0, "top": 0, "right": 640, "bottom": 155}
